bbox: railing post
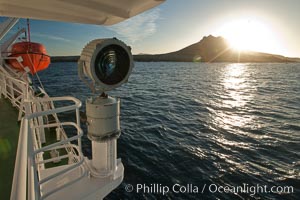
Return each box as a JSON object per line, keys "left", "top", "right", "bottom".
{"left": 24, "top": 100, "right": 32, "bottom": 116}
{"left": 36, "top": 102, "right": 46, "bottom": 144}
{"left": 7, "top": 79, "right": 15, "bottom": 105}
{"left": 0, "top": 74, "right": 2, "bottom": 99}
{"left": 18, "top": 83, "right": 26, "bottom": 121}
{"left": 76, "top": 108, "right": 82, "bottom": 152}
{"left": 27, "top": 120, "right": 41, "bottom": 200}
{"left": 3, "top": 76, "right": 7, "bottom": 98}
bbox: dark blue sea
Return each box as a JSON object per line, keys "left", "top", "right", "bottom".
{"left": 35, "top": 62, "right": 300, "bottom": 199}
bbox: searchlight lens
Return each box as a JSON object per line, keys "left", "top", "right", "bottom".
{"left": 95, "top": 45, "right": 130, "bottom": 85}
{"left": 79, "top": 38, "right": 133, "bottom": 92}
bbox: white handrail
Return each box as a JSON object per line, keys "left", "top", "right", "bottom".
{"left": 25, "top": 97, "right": 81, "bottom": 119}
{"left": 39, "top": 88, "right": 81, "bottom": 159}
{"left": 35, "top": 132, "right": 82, "bottom": 154}
{"left": 10, "top": 119, "right": 28, "bottom": 200}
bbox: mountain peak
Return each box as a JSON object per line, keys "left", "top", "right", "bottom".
{"left": 134, "top": 35, "right": 300, "bottom": 63}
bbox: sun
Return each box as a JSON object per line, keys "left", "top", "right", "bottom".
{"left": 218, "top": 18, "right": 281, "bottom": 53}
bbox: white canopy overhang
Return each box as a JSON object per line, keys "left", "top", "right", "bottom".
{"left": 0, "top": 0, "right": 165, "bottom": 25}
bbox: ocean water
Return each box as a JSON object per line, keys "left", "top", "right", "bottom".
{"left": 35, "top": 62, "right": 300, "bottom": 199}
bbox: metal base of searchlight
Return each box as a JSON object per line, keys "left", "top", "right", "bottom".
{"left": 86, "top": 94, "right": 120, "bottom": 177}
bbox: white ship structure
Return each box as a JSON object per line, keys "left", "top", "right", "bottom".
{"left": 0, "top": 0, "right": 165, "bottom": 199}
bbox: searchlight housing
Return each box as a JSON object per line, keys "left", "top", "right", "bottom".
{"left": 78, "top": 38, "right": 133, "bottom": 93}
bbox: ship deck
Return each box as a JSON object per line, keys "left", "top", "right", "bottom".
{"left": 0, "top": 97, "right": 20, "bottom": 200}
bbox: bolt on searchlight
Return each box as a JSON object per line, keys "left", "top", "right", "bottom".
{"left": 78, "top": 38, "right": 133, "bottom": 177}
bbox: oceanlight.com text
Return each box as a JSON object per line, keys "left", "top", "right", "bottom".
{"left": 124, "top": 183, "right": 294, "bottom": 197}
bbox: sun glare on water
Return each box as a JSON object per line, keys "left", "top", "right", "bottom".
{"left": 218, "top": 18, "right": 281, "bottom": 53}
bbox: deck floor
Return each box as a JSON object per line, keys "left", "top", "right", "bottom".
{"left": 0, "top": 97, "right": 20, "bottom": 200}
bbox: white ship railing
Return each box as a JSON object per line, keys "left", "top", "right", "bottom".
{"left": 0, "top": 66, "right": 87, "bottom": 200}
{"left": 0, "top": 66, "right": 29, "bottom": 120}
{"left": 24, "top": 97, "right": 85, "bottom": 200}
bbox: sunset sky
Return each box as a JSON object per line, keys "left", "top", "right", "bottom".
{"left": 2, "top": 0, "right": 300, "bottom": 57}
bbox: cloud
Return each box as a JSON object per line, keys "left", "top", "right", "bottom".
{"left": 108, "top": 8, "right": 161, "bottom": 43}
{"left": 32, "top": 33, "right": 71, "bottom": 43}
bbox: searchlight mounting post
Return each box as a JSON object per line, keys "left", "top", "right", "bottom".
{"left": 78, "top": 38, "right": 133, "bottom": 177}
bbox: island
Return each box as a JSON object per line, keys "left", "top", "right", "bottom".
{"left": 51, "top": 35, "right": 300, "bottom": 63}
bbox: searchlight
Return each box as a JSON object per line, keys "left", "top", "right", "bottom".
{"left": 78, "top": 38, "right": 133, "bottom": 177}
{"left": 78, "top": 38, "right": 133, "bottom": 93}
